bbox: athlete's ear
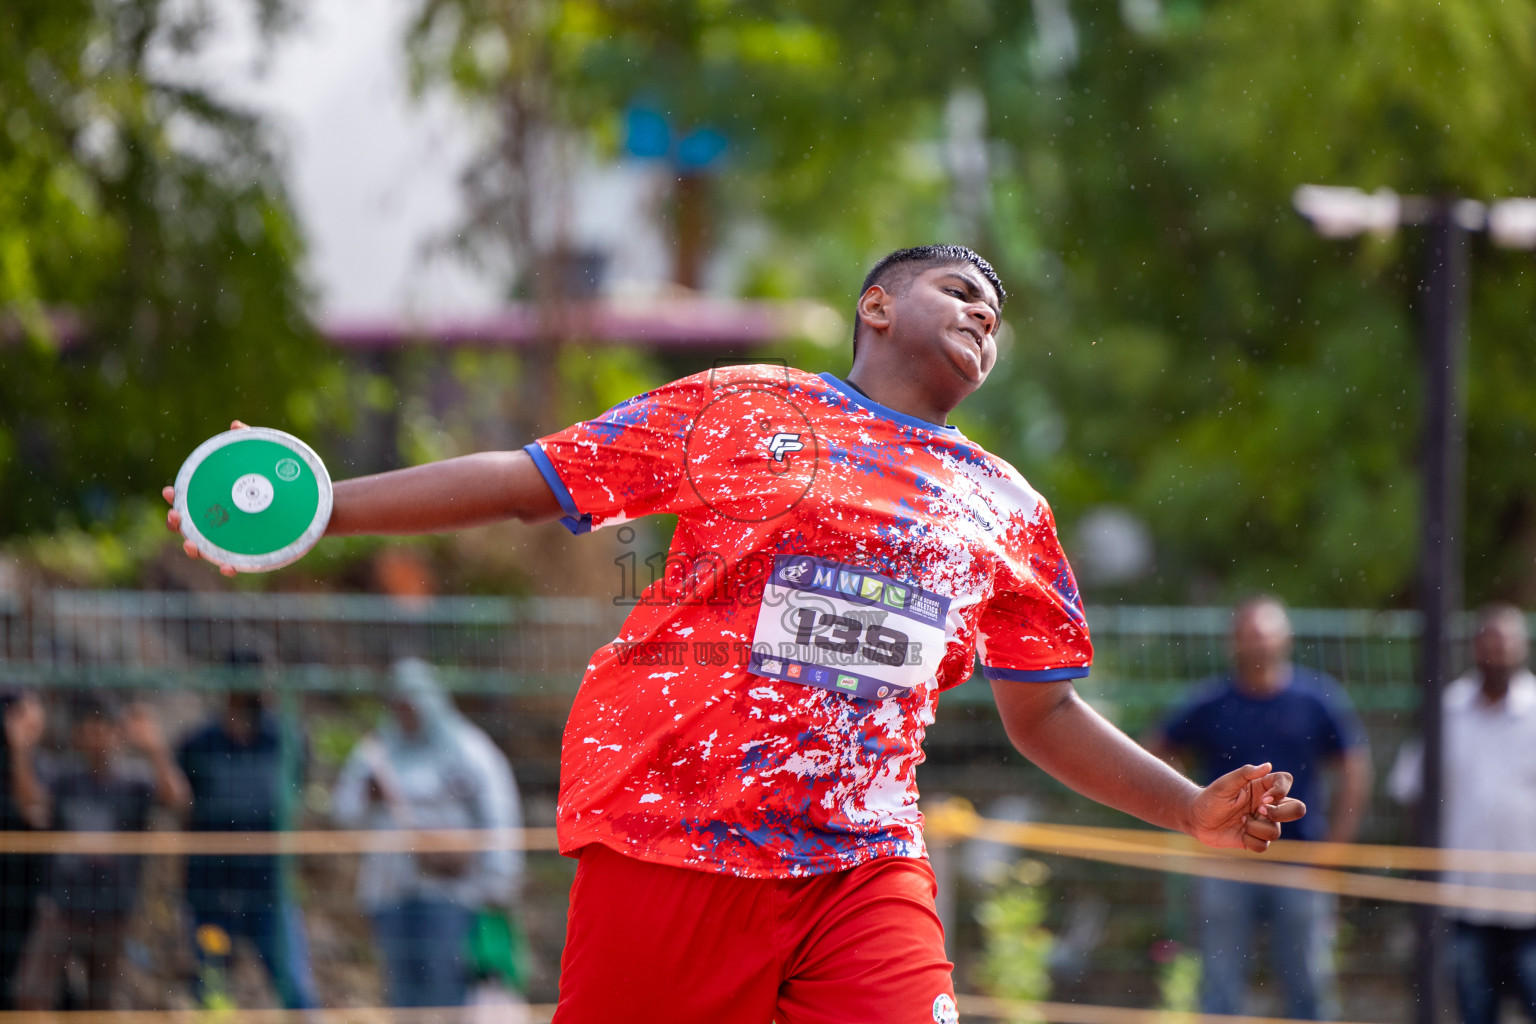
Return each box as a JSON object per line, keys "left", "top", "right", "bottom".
{"left": 856, "top": 285, "right": 894, "bottom": 336}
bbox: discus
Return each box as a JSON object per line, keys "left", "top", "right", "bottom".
{"left": 173, "top": 427, "right": 333, "bottom": 573}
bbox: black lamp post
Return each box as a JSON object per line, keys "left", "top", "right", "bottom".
{"left": 1293, "top": 185, "right": 1536, "bottom": 1024}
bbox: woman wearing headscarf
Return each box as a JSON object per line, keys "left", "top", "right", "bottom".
{"left": 332, "top": 658, "right": 522, "bottom": 1008}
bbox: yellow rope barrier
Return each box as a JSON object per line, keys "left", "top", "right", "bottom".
{"left": 922, "top": 800, "right": 1536, "bottom": 915}
{"left": 0, "top": 800, "right": 1529, "bottom": 916}
{"left": 1010, "top": 821, "right": 1536, "bottom": 875}
{"left": 0, "top": 1008, "right": 559, "bottom": 1024}
{"left": 0, "top": 828, "right": 560, "bottom": 856}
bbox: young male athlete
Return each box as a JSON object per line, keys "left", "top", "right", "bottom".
{"left": 167, "top": 245, "right": 1304, "bottom": 1023}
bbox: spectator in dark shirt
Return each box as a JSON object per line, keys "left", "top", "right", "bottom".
{"left": 177, "top": 654, "right": 317, "bottom": 1010}
{"left": 1149, "top": 596, "right": 1371, "bottom": 1020}
{"left": 0, "top": 690, "right": 46, "bottom": 1008}
{"left": 11, "top": 694, "right": 190, "bottom": 1011}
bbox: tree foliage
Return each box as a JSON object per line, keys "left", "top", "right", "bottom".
{"left": 10, "top": 0, "right": 1536, "bottom": 607}
{"left": 0, "top": 0, "right": 335, "bottom": 541}
{"left": 412, "top": 0, "right": 1536, "bottom": 606}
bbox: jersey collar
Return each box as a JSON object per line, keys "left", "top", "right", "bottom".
{"left": 818, "top": 373, "right": 966, "bottom": 437}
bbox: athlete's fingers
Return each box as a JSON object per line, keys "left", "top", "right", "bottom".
{"left": 164, "top": 487, "right": 183, "bottom": 534}
{"left": 1244, "top": 814, "right": 1282, "bottom": 844}
{"left": 1256, "top": 771, "right": 1294, "bottom": 807}
{"left": 1207, "top": 762, "right": 1273, "bottom": 801}
{"left": 1265, "top": 796, "right": 1307, "bottom": 824}
{"left": 170, "top": 425, "right": 245, "bottom": 569}
{"left": 1242, "top": 831, "right": 1272, "bottom": 854}
{"left": 1252, "top": 771, "right": 1295, "bottom": 819}
{"left": 1261, "top": 770, "right": 1294, "bottom": 797}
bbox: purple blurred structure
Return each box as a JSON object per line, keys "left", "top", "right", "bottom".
{"left": 10, "top": 298, "right": 840, "bottom": 353}
{"left": 324, "top": 298, "right": 839, "bottom": 352}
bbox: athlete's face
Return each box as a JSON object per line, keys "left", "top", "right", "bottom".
{"left": 890, "top": 265, "right": 1001, "bottom": 388}
{"left": 860, "top": 264, "right": 1001, "bottom": 396}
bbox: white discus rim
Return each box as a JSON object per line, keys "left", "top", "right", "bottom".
{"left": 173, "top": 427, "right": 333, "bottom": 573}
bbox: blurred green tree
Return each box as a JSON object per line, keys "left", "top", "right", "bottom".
{"left": 417, "top": 0, "right": 1536, "bottom": 607}
{"left": 0, "top": 0, "right": 338, "bottom": 544}
{"left": 989, "top": 0, "right": 1536, "bottom": 609}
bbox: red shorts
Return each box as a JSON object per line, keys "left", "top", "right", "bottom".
{"left": 552, "top": 843, "right": 958, "bottom": 1024}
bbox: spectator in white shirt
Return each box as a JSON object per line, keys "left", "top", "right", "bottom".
{"left": 1389, "top": 604, "right": 1536, "bottom": 1024}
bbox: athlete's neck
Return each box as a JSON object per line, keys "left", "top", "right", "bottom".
{"left": 844, "top": 367, "right": 958, "bottom": 427}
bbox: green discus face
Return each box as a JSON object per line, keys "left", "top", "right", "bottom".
{"left": 173, "top": 428, "right": 332, "bottom": 572}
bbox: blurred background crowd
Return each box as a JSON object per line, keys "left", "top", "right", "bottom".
{"left": 0, "top": 655, "right": 526, "bottom": 1014}
{"left": 0, "top": 595, "right": 1532, "bottom": 1020}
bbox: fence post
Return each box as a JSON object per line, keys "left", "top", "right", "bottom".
{"left": 1413, "top": 196, "right": 1468, "bottom": 1024}
{"left": 930, "top": 794, "right": 958, "bottom": 957}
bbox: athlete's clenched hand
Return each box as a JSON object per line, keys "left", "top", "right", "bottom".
{"left": 163, "top": 419, "right": 249, "bottom": 577}
{"left": 1189, "top": 762, "right": 1306, "bottom": 852}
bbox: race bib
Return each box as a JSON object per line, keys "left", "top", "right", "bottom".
{"left": 747, "top": 555, "right": 951, "bottom": 700}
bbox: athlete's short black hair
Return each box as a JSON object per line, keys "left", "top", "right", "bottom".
{"left": 853, "top": 245, "right": 1006, "bottom": 348}
{"left": 861, "top": 245, "right": 1005, "bottom": 307}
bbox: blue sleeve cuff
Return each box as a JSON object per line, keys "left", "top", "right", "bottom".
{"left": 982, "top": 664, "right": 1091, "bottom": 683}
{"left": 522, "top": 442, "right": 592, "bottom": 536}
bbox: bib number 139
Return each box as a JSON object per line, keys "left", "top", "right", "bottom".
{"left": 791, "top": 608, "right": 909, "bottom": 667}
{"left": 748, "top": 554, "right": 951, "bottom": 700}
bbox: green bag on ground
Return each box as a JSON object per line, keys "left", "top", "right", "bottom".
{"left": 466, "top": 908, "right": 532, "bottom": 994}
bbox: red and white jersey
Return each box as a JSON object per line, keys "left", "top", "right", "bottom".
{"left": 526, "top": 365, "right": 1091, "bottom": 878}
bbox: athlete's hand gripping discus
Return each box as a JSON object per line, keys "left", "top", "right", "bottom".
{"left": 172, "top": 427, "right": 332, "bottom": 573}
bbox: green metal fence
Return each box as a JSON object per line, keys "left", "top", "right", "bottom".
{"left": 0, "top": 591, "right": 1471, "bottom": 1016}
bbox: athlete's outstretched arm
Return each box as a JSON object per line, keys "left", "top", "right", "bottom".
{"left": 164, "top": 422, "right": 564, "bottom": 574}
{"left": 320, "top": 451, "right": 563, "bottom": 535}
{"left": 991, "top": 680, "right": 1306, "bottom": 852}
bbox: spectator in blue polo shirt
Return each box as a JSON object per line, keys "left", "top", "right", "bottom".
{"left": 1149, "top": 595, "right": 1371, "bottom": 1020}
{"left": 177, "top": 650, "right": 318, "bottom": 1010}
